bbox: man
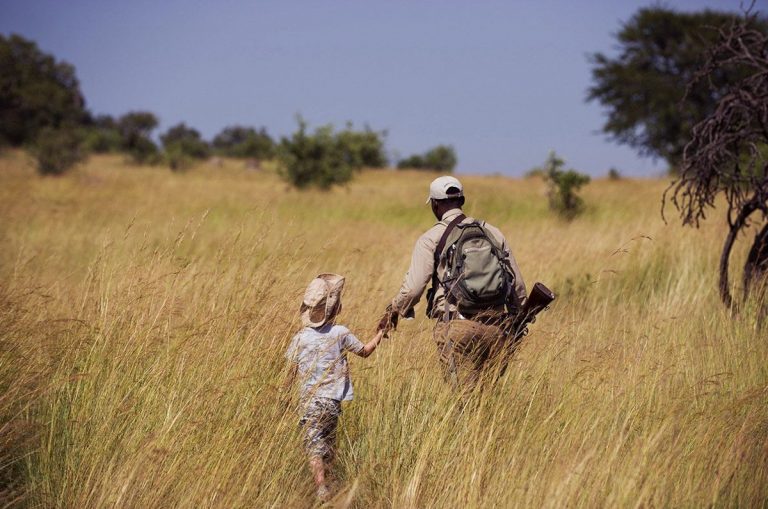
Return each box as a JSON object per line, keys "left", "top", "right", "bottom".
{"left": 378, "top": 176, "right": 527, "bottom": 388}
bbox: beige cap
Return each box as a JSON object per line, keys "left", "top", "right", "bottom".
{"left": 426, "top": 175, "right": 464, "bottom": 204}
{"left": 300, "top": 273, "right": 345, "bottom": 328}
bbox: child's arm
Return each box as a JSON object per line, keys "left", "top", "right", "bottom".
{"left": 354, "top": 329, "right": 385, "bottom": 358}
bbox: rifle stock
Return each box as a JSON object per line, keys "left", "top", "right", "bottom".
{"left": 511, "top": 282, "right": 555, "bottom": 339}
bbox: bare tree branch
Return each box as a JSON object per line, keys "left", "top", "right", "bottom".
{"left": 664, "top": 10, "right": 768, "bottom": 308}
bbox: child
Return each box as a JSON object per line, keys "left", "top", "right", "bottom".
{"left": 283, "top": 273, "right": 384, "bottom": 501}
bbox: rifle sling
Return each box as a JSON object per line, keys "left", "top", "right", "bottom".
{"left": 427, "top": 213, "right": 466, "bottom": 317}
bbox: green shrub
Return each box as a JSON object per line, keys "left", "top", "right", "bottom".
{"left": 397, "top": 155, "right": 425, "bottom": 169}
{"left": 82, "top": 114, "right": 122, "bottom": 154}
{"left": 161, "top": 146, "right": 190, "bottom": 172}
{"left": 337, "top": 124, "right": 388, "bottom": 168}
{"left": 212, "top": 125, "right": 275, "bottom": 159}
{"left": 83, "top": 128, "right": 122, "bottom": 154}
{"left": 29, "top": 126, "right": 86, "bottom": 175}
{"left": 160, "top": 123, "right": 210, "bottom": 171}
{"left": 607, "top": 167, "right": 622, "bottom": 180}
{"left": 117, "top": 112, "right": 160, "bottom": 164}
{"left": 397, "top": 144, "right": 457, "bottom": 172}
{"left": 543, "top": 151, "right": 590, "bottom": 219}
{"left": 524, "top": 167, "right": 546, "bottom": 178}
{"left": 424, "top": 145, "right": 457, "bottom": 172}
{"left": 277, "top": 118, "right": 354, "bottom": 190}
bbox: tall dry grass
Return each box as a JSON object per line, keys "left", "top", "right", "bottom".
{"left": 0, "top": 152, "right": 766, "bottom": 508}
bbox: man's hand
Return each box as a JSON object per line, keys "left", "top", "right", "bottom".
{"left": 376, "top": 304, "right": 399, "bottom": 335}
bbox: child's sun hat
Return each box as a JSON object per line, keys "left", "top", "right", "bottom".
{"left": 300, "top": 273, "right": 345, "bottom": 328}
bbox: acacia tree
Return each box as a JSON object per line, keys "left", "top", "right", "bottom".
{"left": 588, "top": 8, "right": 767, "bottom": 170}
{"left": 664, "top": 12, "right": 768, "bottom": 309}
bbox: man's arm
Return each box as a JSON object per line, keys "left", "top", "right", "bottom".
{"left": 390, "top": 232, "right": 437, "bottom": 317}
{"left": 486, "top": 224, "right": 527, "bottom": 308}
{"left": 504, "top": 240, "right": 527, "bottom": 309}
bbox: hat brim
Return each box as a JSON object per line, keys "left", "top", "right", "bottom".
{"left": 425, "top": 192, "right": 463, "bottom": 205}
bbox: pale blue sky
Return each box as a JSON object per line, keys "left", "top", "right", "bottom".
{"left": 0, "top": 0, "right": 758, "bottom": 175}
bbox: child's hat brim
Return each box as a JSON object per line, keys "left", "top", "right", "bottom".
{"left": 300, "top": 273, "right": 345, "bottom": 327}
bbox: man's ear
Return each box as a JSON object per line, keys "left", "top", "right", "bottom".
{"left": 430, "top": 199, "right": 439, "bottom": 219}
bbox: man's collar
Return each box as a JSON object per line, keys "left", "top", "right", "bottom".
{"left": 440, "top": 208, "right": 464, "bottom": 221}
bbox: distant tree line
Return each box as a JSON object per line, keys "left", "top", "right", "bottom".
{"left": 397, "top": 145, "right": 457, "bottom": 173}
{"left": 0, "top": 32, "right": 456, "bottom": 186}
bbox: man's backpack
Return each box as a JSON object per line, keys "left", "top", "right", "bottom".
{"left": 426, "top": 214, "right": 515, "bottom": 317}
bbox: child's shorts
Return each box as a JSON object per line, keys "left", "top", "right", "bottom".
{"left": 299, "top": 397, "right": 341, "bottom": 461}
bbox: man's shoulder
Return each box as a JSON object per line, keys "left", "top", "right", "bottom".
{"left": 480, "top": 220, "right": 504, "bottom": 235}
{"left": 417, "top": 223, "right": 444, "bottom": 248}
{"left": 434, "top": 214, "right": 505, "bottom": 239}
{"left": 475, "top": 220, "right": 507, "bottom": 245}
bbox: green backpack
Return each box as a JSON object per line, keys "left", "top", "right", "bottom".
{"left": 427, "top": 214, "right": 515, "bottom": 317}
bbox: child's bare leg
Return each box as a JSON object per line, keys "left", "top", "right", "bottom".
{"left": 309, "top": 456, "right": 326, "bottom": 488}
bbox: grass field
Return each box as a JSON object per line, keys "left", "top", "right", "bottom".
{"left": 1, "top": 151, "right": 766, "bottom": 508}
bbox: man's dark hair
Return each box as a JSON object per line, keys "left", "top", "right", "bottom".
{"left": 436, "top": 187, "right": 465, "bottom": 209}
{"left": 436, "top": 196, "right": 465, "bottom": 209}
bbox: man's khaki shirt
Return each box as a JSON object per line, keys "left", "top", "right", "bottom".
{"left": 391, "top": 208, "right": 527, "bottom": 318}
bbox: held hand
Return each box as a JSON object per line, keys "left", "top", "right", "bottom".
{"left": 376, "top": 305, "right": 399, "bottom": 334}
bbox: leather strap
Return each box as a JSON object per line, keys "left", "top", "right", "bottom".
{"left": 435, "top": 214, "right": 466, "bottom": 266}
{"left": 426, "top": 213, "right": 466, "bottom": 316}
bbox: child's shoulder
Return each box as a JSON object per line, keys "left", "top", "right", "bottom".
{"left": 310, "top": 324, "right": 352, "bottom": 341}
{"left": 294, "top": 324, "right": 350, "bottom": 339}
{"left": 311, "top": 323, "right": 350, "bottom": 333}
{"left": 328, "top": 323, "right": 350, "bottom": 334}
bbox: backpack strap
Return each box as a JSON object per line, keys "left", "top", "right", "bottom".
{"left": 426, "top": 213, "right": 466, "bottom": 317}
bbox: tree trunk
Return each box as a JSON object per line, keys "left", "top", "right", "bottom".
{"left": 719, "top": 202, "right": 759, "bottom": 309}
{"left": 743, "top": 221, "right": 768, "bottom": 303}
